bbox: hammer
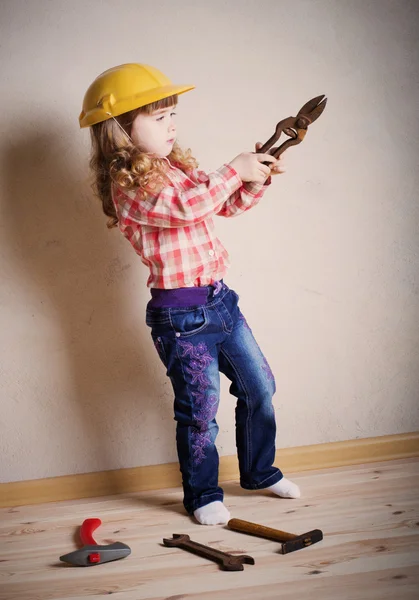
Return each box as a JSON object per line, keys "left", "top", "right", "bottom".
{"left": 60, "top": 518, "right": 131, "bottom": 566}
{"left": 228, "top": 518, "right": 323, "bottom": 554}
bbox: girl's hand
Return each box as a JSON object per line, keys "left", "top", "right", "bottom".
{"left": 255, "top": 142, "right": 286, "bottom": 176}
{"left": 228, "top": 151, "right": 276, "bottom": 184}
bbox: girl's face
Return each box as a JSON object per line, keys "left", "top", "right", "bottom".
{"left": 131, "top": 105, "right": 177, "bottom": 157}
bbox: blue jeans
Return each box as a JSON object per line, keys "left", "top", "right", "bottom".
{"left": 145, "top": 282, "right": 283, "bottom": 514}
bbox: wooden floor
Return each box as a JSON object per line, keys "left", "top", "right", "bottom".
{"left": 1, "top": 458, "right": 418, "bottom": 600}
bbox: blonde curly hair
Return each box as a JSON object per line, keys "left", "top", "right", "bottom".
{"left": 89, "top": 95, "right": 198, "bottom": 228}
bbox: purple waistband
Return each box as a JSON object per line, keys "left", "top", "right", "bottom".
{"left": 149, "top": 281, "right": 223, "bottom": 308}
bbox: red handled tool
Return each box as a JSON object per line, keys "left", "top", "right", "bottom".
{"left": 60, "top": 518, "right": 131, "bottom": 567}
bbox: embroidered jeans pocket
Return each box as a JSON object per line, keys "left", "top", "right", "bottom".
{"left": 170, "top": 307, "right": 208, "bottom": 337}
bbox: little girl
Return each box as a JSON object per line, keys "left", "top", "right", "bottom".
{"left": 80, "top": 63, "right": 300, "bottom": 525}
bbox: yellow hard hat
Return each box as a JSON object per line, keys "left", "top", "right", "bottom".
{"left": 79, "top": 63, "right": 195, "bottom": 128}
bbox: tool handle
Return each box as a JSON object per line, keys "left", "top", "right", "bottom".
{"left": 80, "top": 518, "right": 102, "bottom": 546}
{"left": 228, "top": 518, "right": 297, "bottom": 542}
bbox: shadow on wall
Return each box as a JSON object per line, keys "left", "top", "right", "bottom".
{"left": 2, "top": 124, "right": 173, "bottom": 489}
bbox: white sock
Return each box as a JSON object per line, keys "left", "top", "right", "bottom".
{"left": 267, "top": 477, "right": 301, "bottom": 499}
{"left": 193, "top": 501, "right": 231, "bottom": 525}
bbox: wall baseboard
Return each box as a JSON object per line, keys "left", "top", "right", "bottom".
{"left": 1, "top": 432, "right": 418, "bottom": 508}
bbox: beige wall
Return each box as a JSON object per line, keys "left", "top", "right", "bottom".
{"left": 1, "top": 0, "right": 418, "bottom": 484}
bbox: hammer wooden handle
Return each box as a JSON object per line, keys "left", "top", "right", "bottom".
{"left": 228, "top": 518, "right": 297, "bottom": 542}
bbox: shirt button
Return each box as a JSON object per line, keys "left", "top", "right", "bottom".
{"left": 208, "top": 250, "right": 215, "bottom": 257}
{"left": 175, "top": 332, "right": 181, "bottom": 337}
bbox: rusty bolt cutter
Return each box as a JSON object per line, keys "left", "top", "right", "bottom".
{"left": 60, "top": 518, "right": 131, "bottom": 566}
{"left": 259, "top": 94, "right": 327, "bottom": 163}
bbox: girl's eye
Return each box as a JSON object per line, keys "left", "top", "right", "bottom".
{"left": 156, "top": 112, "right": 176, "bottom": 121}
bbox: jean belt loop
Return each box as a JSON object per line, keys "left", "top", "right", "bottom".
{"left": 213, "top": 280, "right": 222, "bottom": 296}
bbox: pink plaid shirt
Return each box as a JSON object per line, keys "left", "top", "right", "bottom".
{"left": 111, "top": 162, "right": 270, "bottom": 289}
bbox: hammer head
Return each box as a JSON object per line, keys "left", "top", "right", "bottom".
{"left": 280, "top": 529, "right": 323, "bottom": 554}
{"left": 60, "top": 542, "right": 131, "bottom": 566}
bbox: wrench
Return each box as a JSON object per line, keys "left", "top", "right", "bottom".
{"left": 163, "top": 534, "right": 255, "bottom": 571}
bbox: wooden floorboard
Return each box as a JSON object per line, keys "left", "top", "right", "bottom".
{"left": 1, "top": 458, "right": 418, "bottom": 600}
